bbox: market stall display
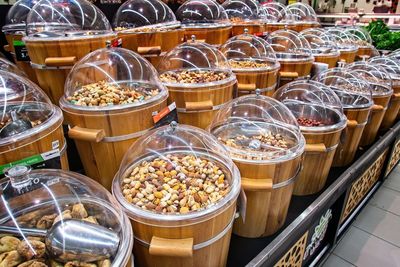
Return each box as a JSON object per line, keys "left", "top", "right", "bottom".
{"left": 314, "top": 68, "right": 373, "bottom": 166}
{"left": 208, "top": 94, "right": 305, "bottom": 237}
{"left": 176, "top": 0, "right": 232, "bottom": 46}
{"left": 222, "top": 0, "right": 266, "bottom": 36}
{"left": 325, "top": 28, "right": 359, "bottom": 64}
{"left": 368, "top": 56, "right": 400, "bottom": 130}
{"left": 0, "top": 70, "right": 68, "bottom": 172}
{"left": 23, "top": 0, "right": 116, "bottom": 104}
{"left": 260, "top": 2, "right": 296, "bottom": 32}
{"left": 220, "top": 32, "right": 280, "bottom": 96}
{"left": 273, "top": 80, "right": 346, "bottom": 195}
{"left": 158, "top": 37, "right": 236, "bottom": 129}
{"left": 0, "top": 167, "right": 134, "bottom": 267}
{"left": 300, "top": 28, "right": 340, "bottom": 68}
{"left": 2, "top": 0, "right": 39, "bottom": 83}
{"left": 113, "top": 122, "right": 240, "bottom": 267}
{"left": 267, "top": 29, "right": 314, "bottom": 85}
{"left": 113, "top": 0, "right": 184, "bottom": 67}
{"left": 346, "top": 62, "right": 393, "bottom": 146}
{"left": 284, "top": 3, "right": 320, "bottom": 32}
{"left": 344, "top": 26, "right": 374, "bottom": 60}
{"left": 60, "top": 47, "right": 168, "bottom": 190}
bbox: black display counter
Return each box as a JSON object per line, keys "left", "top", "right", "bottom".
{"left": 227, "top": 121, "right": 400, "bottom": 267}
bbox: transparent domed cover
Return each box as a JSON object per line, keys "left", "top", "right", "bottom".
{"left": 61, "top": 47, "right": 168, "bottom": 111}
{"left": 267, "top": 29, "right": 313, "bottom": 60}
{"left": 313, "top": 68, "right": 373, "bottom": 109}
{"left": 0, "top": 58, "right": 27, "bottom": 77}
{"left": 260, "top": 2, "right": 287, "bottom": 22}
{"left": 0, "top": 71, "right": 61, "bottom": 147}
{"left": 3, "top": 0, "right": 40, "bottom": 33}
{"left": 273, "top": 80, "right": 346, "bottom": 132}
{"left": 220, "top": 33, "right": 280, "bottom": 71}
{"left": 300, "top": 29, "right": 340, "bottom": 56}
{"left": 283, "top": 2, "right": 318, "bottom": 23}
{"left": 208, "top": 94, "right": 305, "bottom": 163}
{"left": 344, "top": 27, "right": 373, "bottom": 47}
{"left": 369, "top": 56, "right": 400, "bottom": 86}
{"left": 113, "top": 0, "right": 180, "bottom": 32}
{"left": 112, "top": 122, "right": 241, "bottom": 223}
{"left": 346, "top": 61, "right": 393, "bottom": 97}
{"left": 325, "top": 28, "right": 358, "bottom": 52}
{"left": 176, "top": 0, "right": 231, "bottom": 28}
{"left": 0, "top": 168, "right": 133, "bottom": 267}
{"left": 158, "top": 39, "right": 235, "bottom": 87}
{"left": 25, "top": 0, "right": 113, "bottom": 39}
{"left": 222, "top": 0, "right": 263, "bottom": 24}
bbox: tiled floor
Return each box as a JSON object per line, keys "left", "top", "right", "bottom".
{"left": 322, "top": 165, "right": 400, "bottom": 267}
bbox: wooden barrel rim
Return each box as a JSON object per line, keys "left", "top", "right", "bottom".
{"left": 272, "top": 163, "right": 302, "bottom": 189}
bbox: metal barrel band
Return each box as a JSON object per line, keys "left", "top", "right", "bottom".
{"left": 176, "top": 102, "right": 227, "bottom": 113}
{"left": 101, "top": 128, "right": 150, "bottom": 143}
{"left": 134, "top": 211, "right": 236, "bottom": 250}
{"left": 238, "top": 83, "right": 277, "bottom": 93}
{"left": 30, "top": 62, "right": 73, "bottom": 70}
{"left": 306, "top": 143, "right": 338, "bottom": 154}
{"left": 354, "top": 121, "right": 368, "bottom": 128}
{"left": 272, "top": 163, "right": 303, "bottom": 189}
{"left": 60, "top": 139, "right": 67, "bottom": 155}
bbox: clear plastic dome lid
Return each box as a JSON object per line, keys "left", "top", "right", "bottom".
{"left": 346, "top": 61, "right": 393, "bottom": 97}
{"left": 61, "top": 47, "right": 167, "bottom": 112}
{"left": 113, "top": 0, "right": 180, "bottom": 32}
{"left": 325, "top": 28, "right": 358, "bottom": 51}
{"left": 220, "top": 33, "right": 280, "bottom": 71}
{"left": 208, "top": 94, "right": 305, "bottom": 163}
{"left": 158, "top": 38, "right": 235, "bottom": 87}
{"left": 344, "top": 27, "right": 373, "bottom": 47}
{"left": 283, "top": 2, "right": 318, "bottom": 23}
{"left": 222, "top": 0, "right": 263, "bottom": 24}
{"left": 3, "top": 0, "right": 40, "bottom": 33}
{"left": 267, "top": 29, "right": 313, "bottom": 60}
{"left": 313, "top": 68, "right": 373, "bottom": 109}
{"left": 260, "top": 2, "right": 287, "bottom": 22}
{"left": 273, "top": 80, "right": 346, "bottom": 132}
{"left": 300, "top": 29, "right": 340, "bottom": 56}
{"left": 112, "top": 122, "right": 241, "bottom": 223}
{"left": 25, "top": 0, "right": 113, "bottom": 39}
{"left": 176, "top": 0, "right": 231, "bottom": 28}
{"left": 0, "top": 168, "right": 133, "bottom": 267}
{"left": 0, "top": 58, "right": 27, "bottom": 77}
{"left": 0, "top": 70, "right": 61, "bottom": 147}
{"left": 368, "top": 56, "right": 400, "bottom": 84}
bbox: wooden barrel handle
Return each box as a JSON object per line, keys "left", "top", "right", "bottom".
{"left": 137, "top": 46, "right": 162, "bottom": 55}
{"left": 392, "top": 93, "right": 400, "bottom": 99}
{"left": 305, "top": 143, "right": 327, "bottom": 153}
{"left": 372, "top": 104, "right": 384, "bottom": 111}
{"left": 237, "top": 83, "right": 256, "bottom": 91}
{"left": 279, "top": 71, "right": 299, "bottom": 78}
{"left": 45, "top": 56, "right": 77, "bottom": 67}
{"left": 149, "top": 236, "right": 193, "bottom": 258}
{"left": 196, "top": 39, "right": 206, "bottom": 43}
{"left": 68, "top": 126, "right": 105, "bottom": 143}
{"left": 347, "top": 119, "right": 358, "bottom": 128}
{"left": 3, "top": 45, "right": 10, "bottom": 52}
{"left": 185, "top": 100, "right": 213, "bottom": 111}
{"left": 241, "top": 177, "right": 273, "bottom": 191}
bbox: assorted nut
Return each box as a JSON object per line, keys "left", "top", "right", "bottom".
{"left": 115, "top": 26, "right": 169, "bottom": 33}
{"left": 1, "top": 204, "right": 111, "bottom": 267}
{"left": 297, "top": 117, "right": 324, "bottom": 127}
{"left": 67, "top": 80, "right": 159, "bottom": 107}
{"left": 359, "top": 74, "right": 391, "bottom": 94}
{"left": 121, "top": 154, "right": 231, "bottom": 214}
{"left": 229, "top": 59, "right": 272, "bottom": 69}
{"left": 160, "top": 70, "right": 230, "bottom": 84}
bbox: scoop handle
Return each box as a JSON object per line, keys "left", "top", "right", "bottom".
{"left": 0, "top": 225, "right": 47, "bottom": 237}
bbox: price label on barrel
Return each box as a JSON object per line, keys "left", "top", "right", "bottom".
{"left": 152, "top": 102, "right": 178, "bottom": 128}
{"left": 13, "top": 40, "right": 30, "bottom": 62}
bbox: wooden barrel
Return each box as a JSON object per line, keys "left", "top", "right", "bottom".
{"left": 165, "top": 78, "right": 237, "bottom": 129}
{"left": 277, "top": 55, "right": 314, "bottom": 86}
{"left": 182, "top": 26, "right": 232, "bottom": 46}
{"left": 357, "top": 46, "right": 373, "bottom": 60}
{"left": 234, "top": 66, "right": 279, "bottom": 97}
{"left": 359, "top": 94, "right": 391, "bottom": 146}
{"left": 0, "top": 107, "right": 68, "bottom": 170}
{"left": 117, "top": 29, "right": 185, "bottom": 67}
{"left": 314, "top": 54, "right": 340, "bottom": 69}
{"left": 24, "top": 34, "right": 116, "bottom": 105}
{"left": 381, "top": 84, "right": 400, "bottom": 130}
{"left": 339, "top": 49, "right": 358, "bottom": 64}
{"left": 4, "top": 33, "right": 38, "bottom": 83}
{"left": 231, "top": 23, "right": 266, "bottom": 36}
{"left": 265, "top": 23, "right": 297, "bottom": 33}
{"left": 295, "top": 22, "right": 319, "bottom": 32}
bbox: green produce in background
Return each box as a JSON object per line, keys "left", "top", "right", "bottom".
{"left": 364, "top": 20, "right": 400, "bottom": 51}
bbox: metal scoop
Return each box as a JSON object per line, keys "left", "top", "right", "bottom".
{"left": 0, "top": 110, "right": 32, "bottom": 138}
{"left": 0, "top": 219, "right": 120, "bottom": 262}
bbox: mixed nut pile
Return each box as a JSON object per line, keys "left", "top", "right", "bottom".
{"left": 121, "top": 154, "right": 231, "bottom": 214}
{"left": 160, "top": 70, "right": 230, "bottom": 84}
{"left": 297, "top": 117, "right": 324, "bottom": 127}
{"left": 359, "top": 74, "right": 390, "bottom": 94}
{"left": 229, "top": 59, "right": 272, "bottom": 69}
{"left": 115, "top": 26, "right": 169, "bottom": 33}
{"left": 67, "top": 81, "right": 159, "bottom": 107}
{"left": 0, "top": 204, "right": 111, "bottom": 267}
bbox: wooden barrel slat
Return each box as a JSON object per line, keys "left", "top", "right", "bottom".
{"left": 314, "top": 55, "right": 340, "bottom": 69}
{"left": 231, "top": 24, "right": 266, "bottom": 36}
{"left": 182, "top": 27, "right": 232, "bottom": 46}
{"left": 381, "top": 85, "right": 400, "bottom": 130}
{"left": 235, "top": 69, "right": 278, "bottom": 97}
{"left": 339, "top": 50, "right": 357, "bottom": 64}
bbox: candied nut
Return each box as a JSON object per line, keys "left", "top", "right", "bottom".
{"left": 53, "top": 210, "right": 72, "bottom": 225}
{"left": 0, "top": 250, "right": 22, "bottom": 267}
{"left": 64, "top": 261, "right": 97, "bottom": 267}
{"left": 17, "top": 240, "right": 45, "bottom": 260}
{"left": 97, "top": 259, "right": 111, "bottom": 267}
{"left": 82, "top": 216, "right": 98, "bottom": 224}
{"left": 71, "top": 204, "right": 88, "bottom": 219}
{"left": 36, "top": 214, "right": 57, "bottom": 229}
{"left": 49, "top": 260, "right": 63, "bottom": 267}
{"left": 0, "top": 236, "right": 20, "bottom": 253}
{"left": 17, "top": 259, "right": 47, "bottom": 267}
